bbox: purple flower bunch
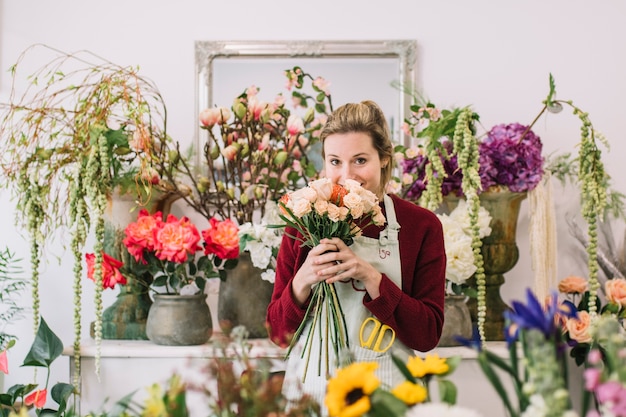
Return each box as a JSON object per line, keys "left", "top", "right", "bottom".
{"left": 399, "top": 122, "right": 544, "bottom": 201}
{"left": 479, "top": 123, "right": 544, "bottom": 193}
{"left": 400, "top": 140, "right": 463, "bottom": 200}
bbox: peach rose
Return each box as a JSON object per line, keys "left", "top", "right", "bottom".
{"left": 566, "top": 311, "right": 592, "bottom": 343}
{"left": 558, "top": 275, "right": 588, "bottom": 294}
{"left": 605, "top": 278, "right": 626, "bottom": 307}
{"left": 342, "top": 192, "right": 364, "bottom": 219}
{"left": 154, "top": 215, "right": 201, "bottom": 263}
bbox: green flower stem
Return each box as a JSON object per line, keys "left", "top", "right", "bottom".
{"left": 452, "top": 108, "right": 487, "bottom": 346}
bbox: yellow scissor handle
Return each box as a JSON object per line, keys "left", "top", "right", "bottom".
{"left": 359, "top": 317, "right": 396, "bottom": 353}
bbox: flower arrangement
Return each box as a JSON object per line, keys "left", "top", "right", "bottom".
{"left": 165, "top": 66, "right": 333, "bottom": 225}
{"left": 457, "top": 288, "right": 579, "bottom": 417}
{"left": 583, "top": 315, "right": 626, "bottom": 417}
{"left": 436, "top": 200, "right": 492, "bottom": 294}
{"left": 324, "top": 353, "right": 461, "bottom": 417}
{"left": 0, "top": 44, "right": 180, "bottom": 383}
{"left": 86, "top": 210, "right": 240, "bottom": 295}
{"left": 276, "top": 178, "right": 386, "bottom": 379}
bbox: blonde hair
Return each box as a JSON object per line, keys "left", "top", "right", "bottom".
{"left": 319, "top": 100, "right": 393, "bottom": 196}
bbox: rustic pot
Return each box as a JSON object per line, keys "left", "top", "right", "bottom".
{"left": 146, "top": 293, "right": 212, "bottom": 346}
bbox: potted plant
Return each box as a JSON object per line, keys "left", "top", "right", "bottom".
{"left": 0, "top": 44, "right": 180, "bottom": 380}
{"left": 95, "top": 209, "right": 240, "bottom": 345}
{"left": 393, "top": 75, "right": 611, "bottom": 344}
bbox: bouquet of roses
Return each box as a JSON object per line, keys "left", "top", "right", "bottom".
{"left": 277, "top": 178, "right": 386, "bottom": 380}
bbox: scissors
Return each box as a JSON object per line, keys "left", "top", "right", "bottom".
{"left": 359, "top": 317, "right": 396, "bottom": 353}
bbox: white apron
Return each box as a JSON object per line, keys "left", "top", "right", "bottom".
{"left": 282, "top": 195, "right": 411, "bottom": 412}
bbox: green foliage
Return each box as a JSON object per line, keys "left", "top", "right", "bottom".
{"left": 0, "top": 247, "right": 26, "bottom": 351}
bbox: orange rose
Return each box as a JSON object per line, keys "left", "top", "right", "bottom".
{"left": 85, "top": 252, "right": 127, "bottom": 289}
{"left": 566, "top": 311, "right": 592, "bottom": 343}
{"left": 330, "top": 183, "right": 348, "bottom": 206}
{"left": 605, "top": 278, "right": 626, "bottom": 307}
{"left": 202, "top": 218, "right": 240, "bottom": 259}
{"left": 123, "top": 209, "right": 164, "bottom": 263}
{"left": 558, "top": 275, "right": 588, "bottom": 294}
{"left": 154, "top": 215, "right": 202, "bottom": 263}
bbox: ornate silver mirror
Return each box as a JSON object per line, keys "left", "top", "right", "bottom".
{"left": 195, "top": 40, "right": 418, "bottom": 151}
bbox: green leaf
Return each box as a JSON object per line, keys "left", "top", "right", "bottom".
{"left": 391, "top": 354, "right": 416, "bottom": 383}
{"left": 22, "top": 317, "right": 63, "bottom": 367}
{"left": 369, "top": 389, "right": 408, "bottom": 417}
{"left": 50, "top": 382, "right": 76, "bottom": 415}
{"left": 438, "top": 379, "right": 457, "bottom": 405}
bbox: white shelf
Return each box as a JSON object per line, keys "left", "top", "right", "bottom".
{"left": 63, "top": 335, "right": 512, "bottom": 360}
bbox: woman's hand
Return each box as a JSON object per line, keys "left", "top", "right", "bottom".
{"left": 317, "top": 238, "right": 383, "bottom": 299}
{"left": 290, "top": 240, "right": 343, "bottom": 305}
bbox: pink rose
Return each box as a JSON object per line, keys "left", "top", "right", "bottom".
{"left": 123, "top": 209, "right": 164, "bottom": 263}
{"left": 85, "top": 252, "right": 127, "bottom": 289}
{"left": 202, "top": 218, "right": 239, "bottom": 259}
{"left": 558, "top": 275, "right": 588, "bottom": 294}
{"left": 606, "top": 278, "right": 626, "bottom": 307}
{"left": 154, "top": 215, "right": 201, "bottom": 263}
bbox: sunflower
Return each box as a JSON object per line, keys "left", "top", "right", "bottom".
{"left": 391, "top": 381, "right": 428, "bottom": 405}
{"left": 325, "top": 362, "right": 380, "bottom": 417}
{"left": 406, "top": 354, "right": 449, "bottom": 378}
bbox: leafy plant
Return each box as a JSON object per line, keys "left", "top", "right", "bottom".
{"left": 0, "top": 247, "right": 26, "bottom": 352}
{"left": 0, "top": 44, "right": 180, "bottom": 383}
{"left": 0, "top": 318, "right": 77, "bottom": 417}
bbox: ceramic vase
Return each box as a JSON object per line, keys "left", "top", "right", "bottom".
{"left": 217, "top": 252, "right": 273, "bottom": 338}
{"left": 146, "top": 293, "right": 213, "bottom": 345}
{"left": 438, "top": 295, "right": 473, "bottom": 347}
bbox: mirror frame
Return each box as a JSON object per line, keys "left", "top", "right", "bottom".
{"left": 194, "top": 40, "right": 418, "bottom": 153}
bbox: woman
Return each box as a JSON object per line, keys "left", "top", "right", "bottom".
{"left": 266, "top": 100, "right": 446, "bottom": 410}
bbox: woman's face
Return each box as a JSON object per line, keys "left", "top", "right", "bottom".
{"left": 323, "top": 132, "right": 386, "bottom": 197}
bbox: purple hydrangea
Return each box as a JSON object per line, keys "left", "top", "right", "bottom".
{"left": 401, "top": 123, "right": 544, "bottom": 200}
{"left": 479, "top": 123, "right": 544, "bottom": 193}
{"left": 401, "top": 140, "right": 463, "bottom": 200}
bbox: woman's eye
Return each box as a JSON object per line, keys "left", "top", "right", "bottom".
{"left": 329, "top": 159, "right": 340, "bottom": 166}
{"left": 355, "top": 158, "right": 367, "bottom": 165}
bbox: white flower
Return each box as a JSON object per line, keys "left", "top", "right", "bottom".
{"left": 449, "top": 199, "right": 492, "bottom": 239}
{"left": 261, "top": 269, "right": 276, "bottom": 283}
{"left": 521, "top": 394, "right": 548, "bottom": 417}
{"left": 406, "top": 403, "right": 483, "bottom": 417}
{"left": 246, "top": 240, "right": 273, "bottom": 270}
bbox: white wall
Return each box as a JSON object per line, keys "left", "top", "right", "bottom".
{"left": 1, "top": 0, "right": 625, "bottom": 410}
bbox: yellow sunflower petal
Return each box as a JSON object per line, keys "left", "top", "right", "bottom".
{"left": 325, "top": 362, "right": 380, "bottom": 417}
{"left": 391, "top": 381, "right": 428, "bottom": 405}
{"left": 423, "top": 354, "right": 449, "bottom": 375}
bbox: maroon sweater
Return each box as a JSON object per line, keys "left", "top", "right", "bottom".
{"left": 266, "top": 194, "right": 446, "bottom": 352}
